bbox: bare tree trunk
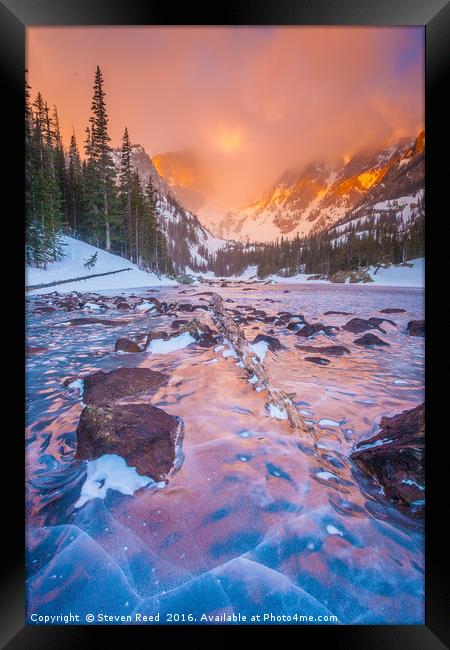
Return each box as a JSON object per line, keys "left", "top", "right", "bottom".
{"left": 103, "top": 186, "right": 110, "bottom": 251}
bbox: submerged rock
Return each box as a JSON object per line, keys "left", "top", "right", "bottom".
{"left": 251, "top": 333, "right": 284, "bottom": 352}
{"left": 76, "top": 403, "right": 183, "bottom": 481}
{"left": 114, "top": 338, "right": 141, "bottom": 353}
{"left": 407, "top": 320, "right": 425, "bottom": 337}
{"left": 83, "top": 367, "right": 168, "bottom": 407}
{"left": 354, "top": 333, "right": 390, "bottom": 347}
{"left": 67, "top": 317, "right": 130, "bottom": 327}
{"left": 343, "top": 318, "right": 385, "bottom": 334}
{"left": 351, "top": 403, "right": 424, "bottom": 517}
{"left": 323, "top": 310, "right": 351, "bottom": 316}
{"left": 380, "top": 308, "right": 406, "bottom": 314}
{"left": 296, "top": 344, "right": 350, "bottom": 357}
{"left": 304, "top": 356, "right": 331, "bottom": 366}
{"left": 296, "top": 322, "right": 337, "bottom": 338}
{"left": 26, "top": 346, "right": 48, "bottom": 356}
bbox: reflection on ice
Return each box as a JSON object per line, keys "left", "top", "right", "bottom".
{"left": 26, "top": 283, "right": 424, "bottom": 624}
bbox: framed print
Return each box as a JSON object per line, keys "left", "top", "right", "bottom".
{"left": 1, "top": 0, "right": 449, "bottom": 646}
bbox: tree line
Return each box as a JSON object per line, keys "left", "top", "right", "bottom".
{"left": 25, "top": 66, "right": 173, "bottom": 274}
{"left": 212, "top": 205, "right": 425, "bottom": 279}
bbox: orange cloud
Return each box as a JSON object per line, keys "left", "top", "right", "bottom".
{"left": 26, "top": 26, "right": 424, "bottom": 206}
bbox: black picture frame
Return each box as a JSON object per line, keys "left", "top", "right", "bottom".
{"left": 2, "top": 0, "right": 448, "bottom": 646}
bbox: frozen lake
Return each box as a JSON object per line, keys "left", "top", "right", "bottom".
{"left": 25, "top": 282, "right": 424, "bottom": 625}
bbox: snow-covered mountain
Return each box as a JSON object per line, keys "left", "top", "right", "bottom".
{"left": 110, "top": 145, "right": 226, "bottom": 271}
{"left": 152, "top": 150, "right": 215, "bottom": 214}
{"left": 327, "top": 132, "right": 424, "bottom": 246}
{"left": 207, "top": 132, "right": 424, "bottom": 243}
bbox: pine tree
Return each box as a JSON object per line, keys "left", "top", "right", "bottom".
{"left": 26, "top": 91, "right": 64, "bottom": 267}
{"left": 52, "top": 106, "right": 69, "bottom": 228}
{"left": 119, "top": 127, "right": 133, "bottom": 258}
{"left": 67, "top": 130, "right": 83, "bottom": 235}
{"left": 88, "top": 65, "right": 116, "bottom": 251}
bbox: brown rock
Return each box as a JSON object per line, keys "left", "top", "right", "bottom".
{"left": 75, "top": 403, "right": 183, "bottom": 481}
{"left": 407, "top": 320, "right": 425, "bottom": 337}
{"left": 114, "top": 338, "right": 141, "bottom": 353}
{"left": 83, "top": 367, "right": 168, "bottom": 406}
{"left": 251, "top": 333, "right": 284, "bottom": 352}
{"left": 351, "top": 403, "right": 424, "bottom": 517}
{"left": 343, "top": 318, "right": 385, "bottom": 334}
{"left": 354, "top": 333, "right": 390, "bottom": 347}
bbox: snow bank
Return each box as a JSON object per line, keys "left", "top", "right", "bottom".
{"left": 367, "top": 258, "right": 424, "bottom": 287}
{"left": 259, "top": 257, "right": 424, "bottom": 288}
{"left": 26, "top": 236, "right": 177, "bottom": 294}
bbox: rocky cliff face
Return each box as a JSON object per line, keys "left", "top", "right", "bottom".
{"left": 110, "top": 145, "right": 225, "bottom": 272}
{"left": 152, "top": 150, "right": 215, "bottom": 214}
{"left": 209, "top": 132, "right": 424, "bottom": 243}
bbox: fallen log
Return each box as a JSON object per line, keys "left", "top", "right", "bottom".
{"left": 26, "top": 267, "right": 132, "bottom": 291}
{"left": 209, "top": 293, "right": 316, "bottom": 440}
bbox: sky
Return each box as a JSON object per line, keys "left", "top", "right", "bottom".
{"left": 27, "top": 26, "right": 424, "bottom": 207}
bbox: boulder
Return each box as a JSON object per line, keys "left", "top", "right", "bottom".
{"left": 330, "top": 269, "right": 373, "bottom": 284}
{"left": 351, "top": 403, "right": 424, "bottom": 517}
{"left": 170, "top": 319, "right": 190, "bottom": 329}
{"left": 82, "top": 367, "right": 168, "bottom": 407}
{"left": 251, "top": 333, "right": 284, "bottom": 352}
{"left": 407, "top": 320, "right": 425, "bottom": 337}
{"left": 380, "top": 308, "right": 406, "bottom": 314}
{"left": 177, "top": 303, "right": 200, "bottom": 312}
{"left": 323, "top": 311, "right": 351, "bottom": 316}
{"left": 176, "top": 273, "right": 198, "bottom": 285}
{"left": 178, "top": 319, "right": 219, "bottom": 348}
{"left": 114, "top": 338, "right": 141, "bottom": 353}
{"left": 354, "top": 333, "right": 390, "bottom": 347}
{"left": 76, "top": 403, "right": 183, "bottom": 481}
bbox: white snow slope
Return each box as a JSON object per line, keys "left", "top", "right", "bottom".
{"left": 26, "top": 236, "right": 178, "bottom": 294}
{"left": 260, "top": 257, "right": 424, "bottom": 288}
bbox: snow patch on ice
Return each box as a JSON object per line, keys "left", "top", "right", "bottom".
{"left": 250, "top": 341, "right": 269, "bottom": 362}
{"left": 267, "top": 403, "right": 288, "bottom": 420}
{"left": 74, "top": 454, "right": 162, "bottom": 508}
{"left": 147, "top": 332, "right": 196, "bottom": 354}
